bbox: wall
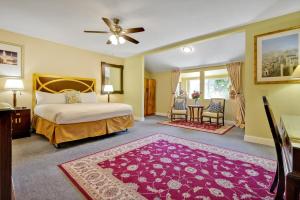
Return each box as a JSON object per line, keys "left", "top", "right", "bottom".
{"left": 151, "top": 71, "right": 172, "bottom": 115}
{"left": 144, "top": 70, "right": 152, "bottom": 79}
{"left": 124, "top": 55, "right": 144, "bottom": 120}
{"left": 244, "top": 12, "right": 300, "bottom": 143}
{"left": 0, "top": 29, "right": 124, "bottom": 109}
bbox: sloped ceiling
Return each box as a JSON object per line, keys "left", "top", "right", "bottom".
{"left": 145, "top": 32, "right": 245, "bottom": 72}
{"left": 0, "top": 0, "right": 299, "bottom": 58}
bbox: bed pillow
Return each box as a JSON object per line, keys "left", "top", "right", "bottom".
{"left": 65, "top": 91, "right": 81, "bottom": 104}
{"left": 80, "top": 92, "right": 97, "bottom": 103}
{"left": 36, "top": 91, "right": 66, "bottom": 105}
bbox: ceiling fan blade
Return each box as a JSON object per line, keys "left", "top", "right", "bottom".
{"left": 123, "top": 35, "right": 139, "bottom": 44}
{"left": 106, "top": 40, "right": 111, "bottom": 45}
{"left": 102, "top": 17, "right": 114, "bottom": 29}
{"left": 124, "top": 27, "right": 145, "bottom": 33}
{"left": 84, "top": 30, "right": 109, "bottom": 33}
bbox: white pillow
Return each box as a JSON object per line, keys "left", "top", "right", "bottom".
{"left": 80, "top": 92, "right": 97, "bottom": 103}
{"left": 36, "top": 91, "right": 66, "bottom": 105}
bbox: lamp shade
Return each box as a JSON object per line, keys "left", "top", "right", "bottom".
{"left": 292, "top": 65, "right": 300, "bottom": 78}
{"left": 103, "top": 85, "right": 113, "bottom": 92}
{"left": 4, "top": 79, "right": 24, "bottom": 90}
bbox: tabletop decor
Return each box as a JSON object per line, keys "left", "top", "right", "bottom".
{"left": 0, "top": 41, "right": 23, "bottom": 78}
{"left": 254, "top": 26, "right": 300, "bottom": 84}
{"left": 191, "top": 91, "right": 201, "bottom": 105}
{"left": 59, "top": 134, "right": 276, "bottom": 200}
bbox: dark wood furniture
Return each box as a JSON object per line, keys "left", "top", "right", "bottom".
{"left": 188, "top": 105, "right": 204, "bottom": 123}
{"left": 279, "top": 115, "right": 300, "bottom": 200}
{"left": 144, "top": 79, "right": 156, "bottom": 116}
{"left": 263, "top": 96, "right": 285, "bottom": 200}
{"left": 11, "top": 108, "right": 31, "bottom": 139}
{"left": 263, "top": 96, "right": 300, "bottom": 200}
{"left": 201, "top": 98, "right": 225, "bottom": 126}
{"left": 0, "top": 109, "right": 13, "bottom": 200}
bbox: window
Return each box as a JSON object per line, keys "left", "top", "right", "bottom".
{"left": 204, "top": 69, "right": 230, "bottom": 99}
{"left": 179, "top": 72, "right": 200, "bottom": 99}
{"left": 188, "top": 79, "right": 200, "bottom": 99}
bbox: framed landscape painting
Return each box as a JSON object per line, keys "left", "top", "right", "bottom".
{"left": 0, "top": 41, "right": 23, "bottom": 78}
{"left": 255, "top": 26, "right": 300, "bottom": 84}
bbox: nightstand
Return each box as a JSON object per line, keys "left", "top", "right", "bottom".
{"left": 11, "top": 108, "right": 31, "bottom": 139}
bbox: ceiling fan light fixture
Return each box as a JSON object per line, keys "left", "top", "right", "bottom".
{"left": 181, "top": 46, "right": 194, "bottom": 53}
{"left": 118, "top": 36, "right": 126, "bottom": 44}
{"left": 109, "top": 34, "right": 118, "bottom": 45}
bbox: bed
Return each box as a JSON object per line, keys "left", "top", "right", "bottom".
{"left": 31, "top": 74, "right": 134, "bottom": 145}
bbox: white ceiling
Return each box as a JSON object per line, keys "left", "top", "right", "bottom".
{"left": 0, "top": 0, "right": 299, "bottom": 58}
{"left": 145, "top": 32, "right": 245, "bottom": 72}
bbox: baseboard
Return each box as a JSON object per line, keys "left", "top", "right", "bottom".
{"left": 244, "top": 135, "right": 274, "bottom": 147}
{"left": 155, "top": 112, "right": 168, "bottom": 117}
{"left": 134, "top": 116, "right": 145, "bottom": 121}
{"left": 224, "top": 120, "right": 235, "bottom": 125}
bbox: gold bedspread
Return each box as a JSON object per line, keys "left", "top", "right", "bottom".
{"left": 32, "top": 115, "right": 134, "bottom": 144}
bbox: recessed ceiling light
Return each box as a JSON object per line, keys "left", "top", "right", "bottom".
{"left": 181, "top": 46, "right": 194, "bottom": 53}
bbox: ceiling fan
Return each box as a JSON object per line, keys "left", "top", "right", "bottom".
{"left": 84, "top": 17, "right": 145, "bottom": 45}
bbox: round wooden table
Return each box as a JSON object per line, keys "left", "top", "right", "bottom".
{"left": 188, "top": 105, "right": 204, "bottom": 123}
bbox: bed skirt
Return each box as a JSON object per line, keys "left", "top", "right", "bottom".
{"left": 32, "top": 115, "right": 134, "bottom": 144}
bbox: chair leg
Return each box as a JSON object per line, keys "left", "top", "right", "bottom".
{"left": 222, "top": 117, "right": 225, "bottom": 126}
{"left": 270, "top": 165, "right": 279, "bottom": 193}
{"left": 217, "top": 118, "right": 219, "bottom": 127}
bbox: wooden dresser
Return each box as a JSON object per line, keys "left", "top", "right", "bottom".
{"left": 0, "top": 110, "right": 13, "bottom": 200}
{"left": 279, "top": 115, "right": 300, "bottom": 200}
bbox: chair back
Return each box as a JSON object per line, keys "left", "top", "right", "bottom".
{"left": 262, "top": 96, "right": 285, "bottom": 193}
{"left": 173, "top": 94, "right": 187, "bottom": 108}
{"left": 210, "top": 98, "right": 225, "bottom": 113}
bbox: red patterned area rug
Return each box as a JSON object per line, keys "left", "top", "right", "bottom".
{"left": 59, "top": 134, "right": 276, "bottom": 200}
{"left": 159, "top": 120, "right": 234, "bottom": 135}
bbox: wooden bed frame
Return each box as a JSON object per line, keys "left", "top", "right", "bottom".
{"left": 32, "top": 74, "right": 133, "bottom": 147}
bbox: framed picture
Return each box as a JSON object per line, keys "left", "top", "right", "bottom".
{"left": 0, "top": 41, "right": 23, "bottom": 78}
{"left": 255, "top": 26, "right": 300, "bottom": 84}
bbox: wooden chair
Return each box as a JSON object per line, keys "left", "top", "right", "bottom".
{"left": 170, "top": 95, "right": 188, "bottom": 122}
{"left": 201, "top": 98, "right": 225, "bottom": 126}
{"left": 263, "top": 96, "right": 285, "bottom": 200}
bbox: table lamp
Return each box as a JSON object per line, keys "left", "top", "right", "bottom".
{"left": 4, "top": 79, "right": 24, "bottom": 107}
{"left": 292, "top": 65, "right": 300, "bottom": 78}
{"left": 103, "top": 84, "right": 113, "bottom": 102}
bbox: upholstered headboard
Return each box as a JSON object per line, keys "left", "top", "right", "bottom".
{"left": 32, "top": 73, "right": 96, "bottom": 108}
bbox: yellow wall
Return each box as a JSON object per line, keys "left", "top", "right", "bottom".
{"left": 0, "top": 29, "right": 124, "bottom": 109}
{"left": 151, "top": 71, "right": 172, "bottom": 115}
{"left": 124, "top": 55, "right": 144, "bottom": 120}
{"left": 144, "top": 70, "right": 152, "bottom": 79}
{"left": 244, "top": 12, "right": 300, "bottom": 141}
